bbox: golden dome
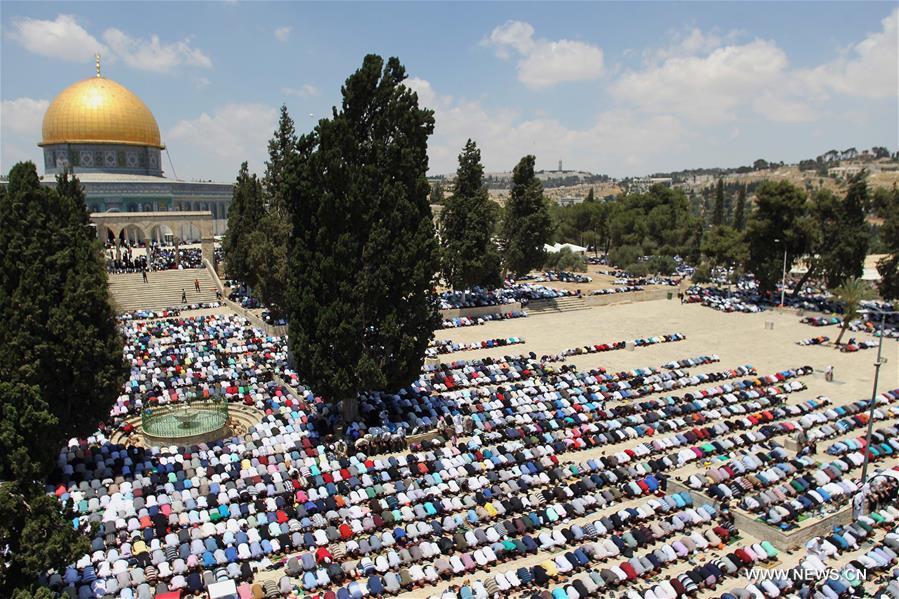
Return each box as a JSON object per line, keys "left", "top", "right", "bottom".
{"left": 40, "top": 76, "right": 163, "bottom": 148}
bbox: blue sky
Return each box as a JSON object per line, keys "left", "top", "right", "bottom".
{"left": 2, "top": 2, "right": 896, "bottom": 181}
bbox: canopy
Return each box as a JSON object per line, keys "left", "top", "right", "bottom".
{"left": 543, "top": 242, "right": 587, "bottom": 254}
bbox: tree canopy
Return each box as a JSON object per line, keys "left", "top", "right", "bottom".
{"left": 550, "top": 197, "right": 608, "bottom": 254}
{"left": 438, "top": 140, "right": 502, "bottom": 289}
{"left": 222, "top": 162, "right": 264, "bottom": 288}
{"left": 607, "top": 185, "right": 701, "bottom": 266}
{"left": 733, "top": 185, "right": 747, "bottom": 231}
{"left": 712, "top": 179, "right": 725, "bottom": 226}
{"left": 264, "top": 104, "right": 299, "bottom": 216}
{"left": 286, "top": 54, "right": 439, "bottom": 423}
{"left": 875, "top": 186, "right": 899, "bottom": 300}
{"left": 744, "top": 180, "right": 813, "bottom": 293}
{"left": 502, "top": 155, "right": 552, "bottom": 277}
{"left": 701, "top": 225, "right": 747, "bottom": 269}
{"left": 0, "top": 162, "right": 124, "bottom": 594}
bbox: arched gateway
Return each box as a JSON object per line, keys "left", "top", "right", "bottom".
{"left": 91, "top": 211, "right": 215, "bottom": 264}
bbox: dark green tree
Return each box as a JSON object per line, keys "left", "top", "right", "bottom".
{"left": 701, "top": 225, "right": 747, "bottom": 268}
{"left": 0, "top": 162, "right": 124, "bottom": 594}
{"left": 286, "top": 55, "right": 439, "bottom": 424}
{"left": 607, "top": 185, "right": 701, "bottom": 263}
{"left": 264, "top": 104, "right": 298, "bottom": 216}
{"left": 245, "top": 212, "right": 289, "bottom": 312}
{"left": 222, "top": 162, "right": 264, "bottom": 286}
{"left": 502, "top": 155, "right": 552, "bottom": 277}
{"left": 438, "top": 140, "right": 501, "bottom": 289}
{"left": 713, "top": 179, "right": 725, "bottom": 226}
{"left": 733, "top": 185, "right": 747, "bottom": 231}
{"left": 876, "top": 187, "right": 899, "bottom": 300}
{"left": 819, "top": 171, "right": 869, "bottom": 287}
{"left": 429, "top": 181, "right": 444, "bottom": 205}
{"left": 585, "top": 188, "right": 595, "bottom": 203}
{"left": 743, "top": 180, "right": 813, "bottom": 293}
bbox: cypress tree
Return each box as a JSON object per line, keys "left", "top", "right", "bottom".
{"left": 222, "top": 162, "right": 263, "bottom": 286}
{"left": 713, "top": 178, "right": 725, "bottom": 226}
{"left": 820, "top": 170, "right": 869, "bottom": 287}
{"left": 439, "top": 139, "right": 501, "bottom": 289}
{"left": 0, "top": 162, "right": 124, "bottom": 593}
{"left": 287, "top": 55, "right": 439, "bottom": 424}
{"left": 264, "top": 104, "right": 298, "bottom": 216}
{"left": 429, "top": 181, "right": 444, "bottom": 205}
{"left": 502, "top": 155, "right": 552, "bottom": 277}
{"left": 733, "top": 185, "right": 747, "bottom": 231}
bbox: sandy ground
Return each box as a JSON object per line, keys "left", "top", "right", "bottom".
{"left": 434, "top": 300, "right": 898, "bottom": 403}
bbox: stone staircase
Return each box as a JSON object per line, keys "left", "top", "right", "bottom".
{"left": 108, "top": 269, "right": 218, "bottom": 312}
{"left": 525, "top": 295, "right": 590, "bottom": 315}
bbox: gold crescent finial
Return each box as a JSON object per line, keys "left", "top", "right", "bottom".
{"left": 95, "top": 53, "right": 101, "bottom": 77}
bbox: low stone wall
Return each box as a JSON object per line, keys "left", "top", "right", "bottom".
{"left": 669, "top": 479, "right": 853, "bottom": 550}
{"left": 439, "top": 302, "right": 523, "bottom": 320}
{"left": 582, "top": 286, "right": 673, "bottom": 308}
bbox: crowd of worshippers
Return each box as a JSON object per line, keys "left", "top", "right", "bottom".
{"left": 609, "top": 272, "right": 682, "bottom": 287}
{"left": 426, "top": 337, "right": 525, "bottom": 358}
{"left": 591, "top": 285, "right": 644, "bottom": 296}
{"left": 105, "top": 245, "right": 147, "bottom": 273}
{"left": 39, "top": 310, "right": 899, "bottom": 599}
{"left": 520, "top": 271, "right": 593, "bottom": 284}
{"left": 105, "top": 246, "right": 205, "bottom": 274}
{"left": 716, "top": 509, "right": 899, "bottom": 599}
{"left": 440, "top": 312, "right": 527, "bottom": 329}
{"left": 226, "top": 282, "right": 263, "bottom": 309}
{"left": 438, "top": 283, "right": 585, "bottom": 310}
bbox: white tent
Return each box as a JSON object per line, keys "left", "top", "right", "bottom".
{"left": 544, "top": 242, "right": 587, "bottom": 254}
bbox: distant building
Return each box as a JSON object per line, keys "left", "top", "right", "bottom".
{"left": 558, "top": 195, "right": 584, "bottom": 207}
{"left": 629, "top": 177, "right": 673, "bottom": 193}
{"left": 828, "top": 165, "right": 865, "bottom": 177}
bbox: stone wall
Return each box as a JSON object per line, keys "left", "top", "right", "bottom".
{"left": 582, "top": 286, "right": 673, "bottom": 307}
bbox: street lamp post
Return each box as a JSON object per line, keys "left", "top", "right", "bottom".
{"left": 774, "top": 238, "right": 788, "bottom": 306}
{"left": 859, "top": 308, "right": 893, "bottom": 487}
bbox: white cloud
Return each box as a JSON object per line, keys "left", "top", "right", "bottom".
{"left": 410, "top": 78, "right": 687, "bottom": 176}
{"left": 102, "top": 29, "right": 212, "bottom": 73}
{"left": 167, "top": 103, "right": 278, "bottom": 178}
{"left": 0, "top": 98, "right": 49, "bottom": 174}
{"left": 405, "top": 77, "right": 444, "bottom": 109}
{"left": 194, "top": 76, "right": 211, "bottom": 90}
{"left": 282, "top": 84, "right": 319, "bottom": 98}
{"left": 484, "top": 21, "right": 604, "bottom": 88}
{"left": 8, "top": 14, "right": 105, "bottom": 63}
{"left": 484, "top": 20, "right": 535, "bottom": 58}
{"left": 1, "top": 97, "right": 50, "bottom": 135}
{"left": 613, "top": 39, "right": 789, "bottom": 123}
{"left": 800, "top": 7, "right": 898, "bottom": 99}
{"left": 751, "top": 92, "right": 818, "bottom": 124}
{"left": 8, "top": 13, "right": 212, "bottom": 74}
{"left": 274, "top": 26, "right": 292, "bottom": 42}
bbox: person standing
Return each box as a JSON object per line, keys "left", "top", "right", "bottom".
{"left": 194, "top": 278, "right": 200, "bottom": 293}
{"left": 142, "top": 269, "right": 148, "bottom": 284}
{"left": 181, "top": 289, "right": 187, "bottom": 303}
